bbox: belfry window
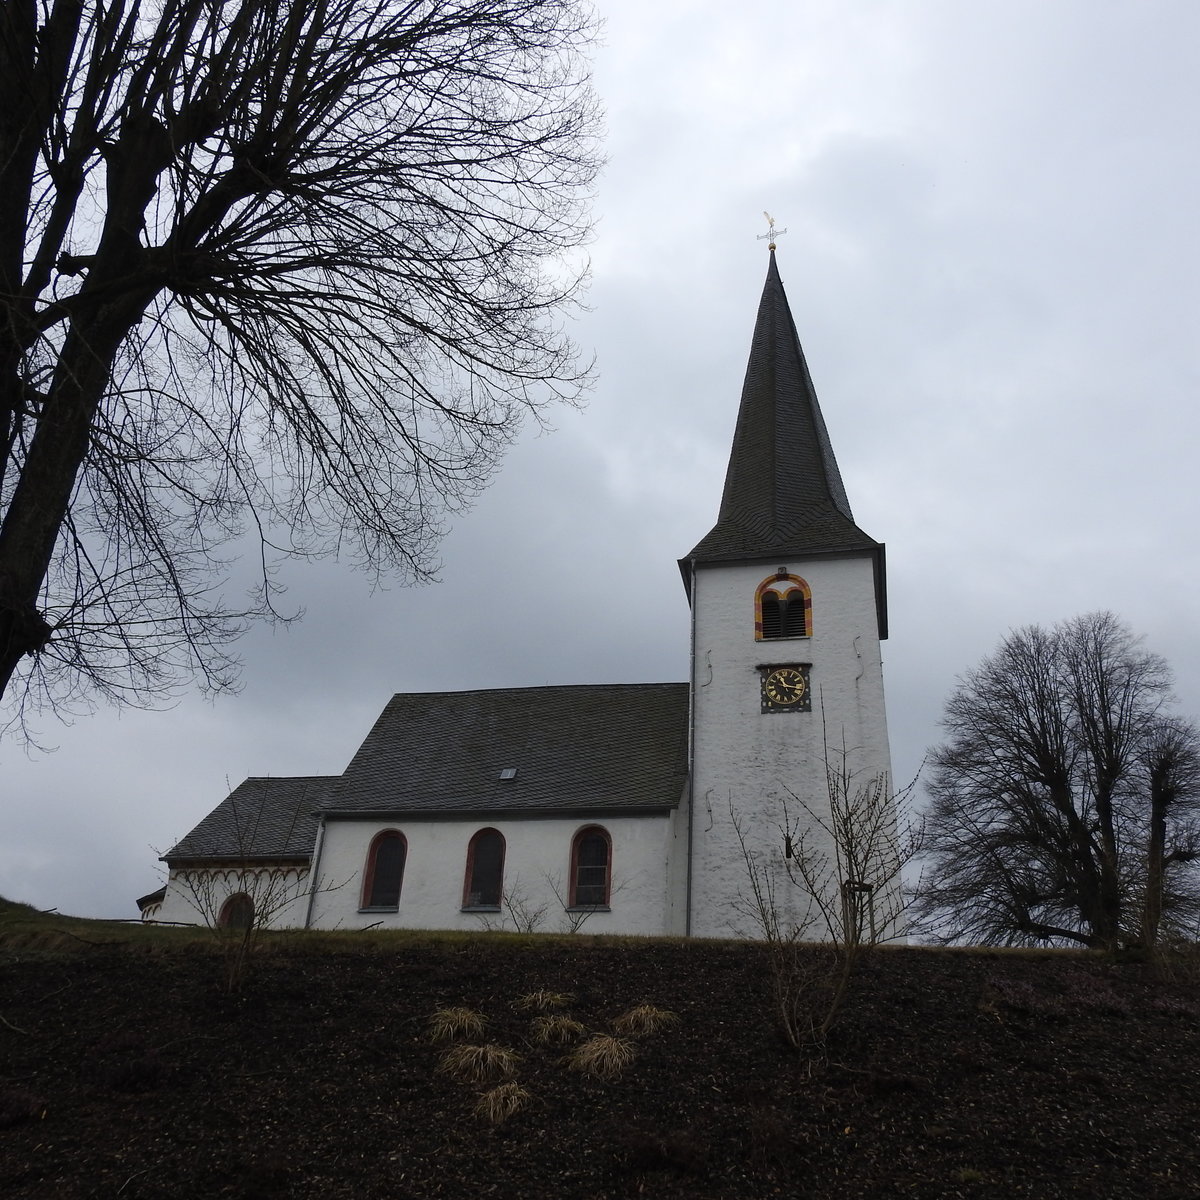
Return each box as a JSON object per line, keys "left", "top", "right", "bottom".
{"left": 463, "top": 828, "right": 506, "bottom": 909}
{"left": 756, "top": 573, "right": 811, "bottom": 640}
{"left": 362, "top": 830, "right": 407, "bottom": 910}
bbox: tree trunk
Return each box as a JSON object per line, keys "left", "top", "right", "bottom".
{"left": 0, "top": 303, "right": 153, "bottom": 694}
{"left": 1143, "top": 801, "right": 1166, "bottom": 949}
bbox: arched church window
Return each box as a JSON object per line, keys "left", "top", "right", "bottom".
{"left": 362, "top": 830, "right": 407, "bottom": 910}
{"left": 570, "top": 826, "right": 611, "bottom": 907}
{"left": 463, "top": 828, "right": 506, "bottom": 909}
{"left": 756, "top": 573, "right": 810, "bottom": 640}
{"left": 218, "top": 892, "right": 255, "bottom": 930}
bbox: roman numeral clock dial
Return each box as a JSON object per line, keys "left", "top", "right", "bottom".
{"left": 760, "top": 665, "right": 812, "bottom": 713}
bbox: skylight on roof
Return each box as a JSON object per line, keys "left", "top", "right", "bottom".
{"left": 499, "top": 768, "right": 518, "bottom": 781}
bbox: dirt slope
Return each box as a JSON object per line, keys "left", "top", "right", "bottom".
{"left": 2, "top": 937, "right": 1197, "bottom": 1198}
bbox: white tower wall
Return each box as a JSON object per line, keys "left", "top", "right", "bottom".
{"left": 687, "top": 554, "right": 893, "bottom": 940}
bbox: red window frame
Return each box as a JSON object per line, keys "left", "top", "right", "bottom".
{"left": 361, "top": 830, "right": 407, "bottom": 910}
{"left": 755, "top": 572, "right": 811, "bottom": 641}
{"left": 569, "top": 825, "right": 612, "bottom": 908}
{"left": 218, "top": 892, "right": 255, "bottom": 930}
{"left": 462, "top": 828, "right": 506, "bottom": 909}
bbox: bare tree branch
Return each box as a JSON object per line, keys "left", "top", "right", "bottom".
{"left": 0, "top": 0, "right": 600, "bottom": 726}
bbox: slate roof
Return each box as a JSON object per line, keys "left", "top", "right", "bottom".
{"left": 162, "top": 685, "right": 689, "bottom": 861}
{"left": 163, "top": 775, "right": 335, "bottom": 862}
{"left": 687, "top": 250, "right": 881, "bottom": 564}
{"left": 327, "top": 683, "right": 689, "bottom": 816}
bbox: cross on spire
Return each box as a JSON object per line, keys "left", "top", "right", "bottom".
{"left": 757, "top": 211, "right": 788, "bottom": 250}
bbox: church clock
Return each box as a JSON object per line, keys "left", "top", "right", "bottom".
{"left": 759, "top": 664, "right": 811, "bottom": 713}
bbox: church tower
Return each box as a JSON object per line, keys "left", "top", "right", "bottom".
{"left": 681, "top": 248, "right": 894, "bottom": 940}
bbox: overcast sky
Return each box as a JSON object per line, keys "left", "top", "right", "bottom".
{"left": 4, "top": 0, "right": 1199, "bottom": 919}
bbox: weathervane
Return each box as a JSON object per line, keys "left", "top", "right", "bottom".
{"left": 758, "top": 211, "right": 787, "bottom": 250}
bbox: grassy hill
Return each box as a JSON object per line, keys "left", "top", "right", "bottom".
{"left": 1, "top": 902, "right": 1198, "bottom": 1198}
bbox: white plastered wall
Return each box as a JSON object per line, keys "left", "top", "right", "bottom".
{"left": 687, "top": 553, "right": 895, "bottom": 940}
{"left": 309, "top": 811, "right": 683, "bottom": 935}
{"left": 151, "top": 863, "right": 313, "bottom": 928}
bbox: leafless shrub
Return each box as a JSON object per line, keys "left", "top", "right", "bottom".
{"left": 731, "top": 726, "right": 920, "bottom": 1057}
{"left": 529, "top": 1014, "right": 587, "bottom": 1045}
{"left": 171, "top": 783, "right": 346, "bottom": 992}
{"left": 563, "top": 1035, "right": 636, "bottom": 1082}
{"left": 543, "top": 871, "right": 630, "bottom": 933}
{"left": 437, "top": 1043, "right": 520, "bottom": 1084}
{"left": 732, "top": 806, "right": 850, "bottom": 1059}
{"left": 472, "top": 878, "right": 550, "bottom": 934}
{"left": 428, "top": 1007, "right": 487, "bottom": 1043}
{"left": 474, "top": 1081, "right": 533, "bottom": 1126}
{"left": 611, "top": 1005, "right": 678, "bottom": 1037}
{"left": 505, "top": 886, "right": 552, "bottom": 935}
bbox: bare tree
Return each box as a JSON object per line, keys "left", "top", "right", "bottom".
{"left": 176, "top": 860, "right": 310, "bottom": 991}
{"left": 0, "top": 0, "right": 599, "bottom": 723}
{"left": 732, "top": 735, "right": 917, "bottom": 1056}
{"left": 163, "top": 777, "right": 348, "bottom": 988}
{"left": 915, "top": 613, "right": 1200, "bottom": 950}
{"left": 778, "top": 736, "right": 916, "bottom": 951}
{"left": 1140, "top": 716, "right": 1200, "bottom": 947}
{"left": 731, "top": 805, "right": 825, "bottom": 1055}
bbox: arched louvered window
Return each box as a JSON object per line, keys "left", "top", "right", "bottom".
{"left": 463, "top": 828, "right": 506, "bottom": 909}
{"left": 218, "top": 892, "right": 255, "bottom": 931}
{"left": 756, "top": 573, "right": 811, "bottom": 641}
{"left": 362, "top": 830, "right": 407, "bottom": 910}
{"left": 570, "top": 826, "right": 612, "bottom": 907}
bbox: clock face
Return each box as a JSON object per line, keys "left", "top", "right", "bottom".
{"left": 761, "top": 665, "right": 811, "bottom": 712}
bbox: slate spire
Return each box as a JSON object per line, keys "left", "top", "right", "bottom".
{"left": 687, "top": 249, "right": 879, "bottom": 563}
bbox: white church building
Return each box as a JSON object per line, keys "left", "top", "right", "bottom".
{"left": 138, "top": 250, "right": 895, "bottom": 939}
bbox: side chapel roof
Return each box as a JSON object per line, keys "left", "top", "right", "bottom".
{"left": 163, "top": 775, "right": 335, "bottom": 862}
{"left": 686, "top": 249, "right": 880, "bottom": 564}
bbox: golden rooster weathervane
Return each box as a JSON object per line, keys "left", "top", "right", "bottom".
{"left": 757, "top": 211, "right": 787, "bottom": 251}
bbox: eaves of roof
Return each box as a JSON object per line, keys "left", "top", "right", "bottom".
{"left": 321, "top": 805, "right": 677, "bottom": 821}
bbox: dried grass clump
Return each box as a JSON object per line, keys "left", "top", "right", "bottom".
{"left": 437, "top": 1043, "right": 520, "bottom": 1084}
{"left": 530, "top": 1014, "right": 588, "bottom": 1046}
{"left": 514, "top": 989, "right": 573, "bottom": 1012}
{"left": 611, "top": 1004, "right": 678, "bottom": 1037}
{"left": 563, "top": 1034, "right": 636, "bottom": 1081}
{"left": 474, "top": 1081, "right": 533, "bottom": 1126}
{"left": 427, "top": 1006, "right": 486, "bottom": 1043}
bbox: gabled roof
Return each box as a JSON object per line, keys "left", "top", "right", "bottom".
{"left": 163, "top": 775, "right": 335, "bottom": 862}
{"left": 327, "top": 683, "right": 689, "bottom": 816}
{"left": 161, "top": 685, "right": 690, "bottom": 862}
{"left": 687, "top": 250, "right": 880, "bottom": 564}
